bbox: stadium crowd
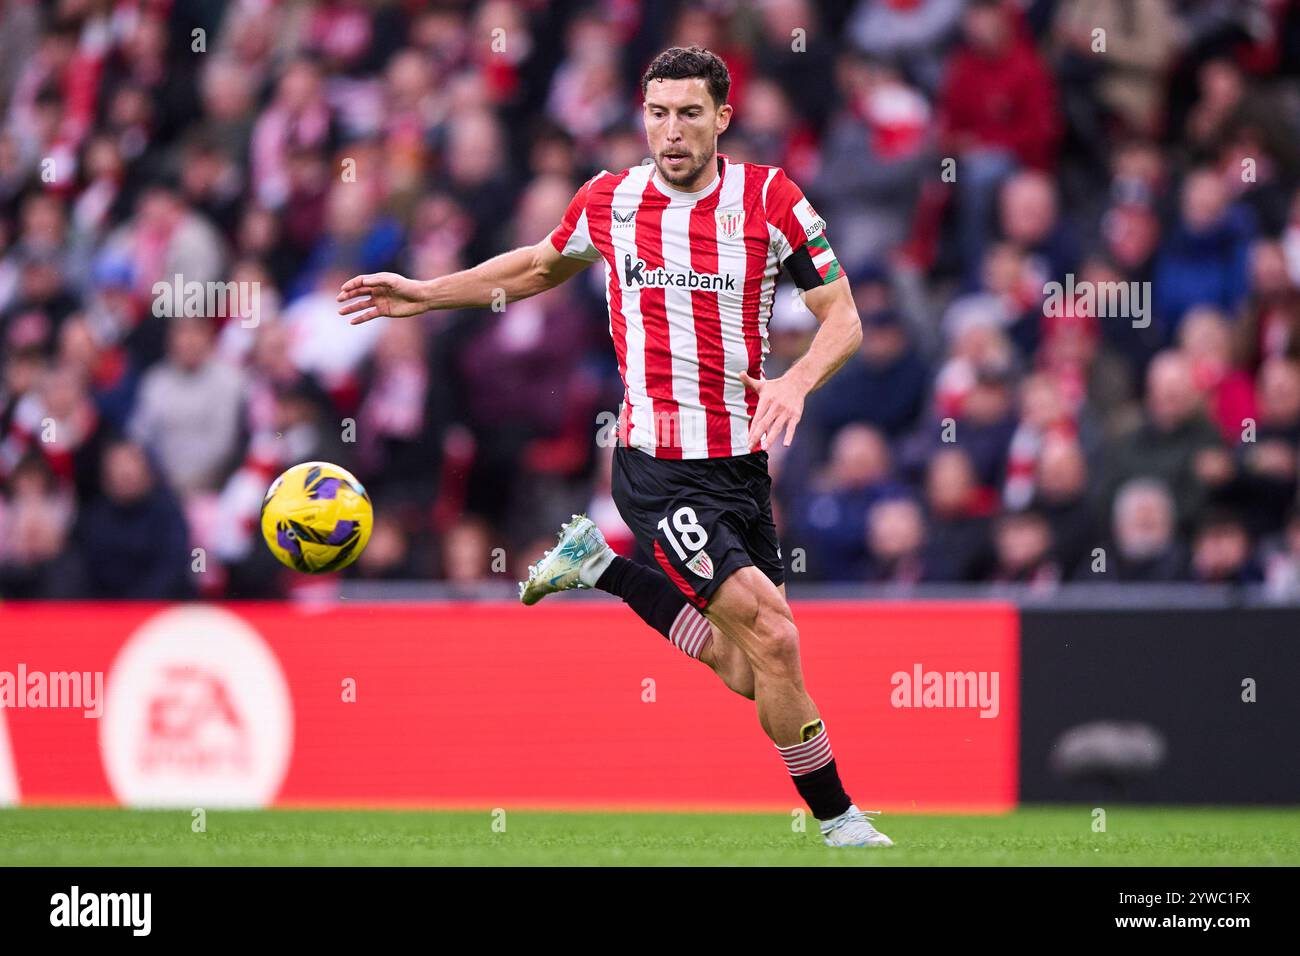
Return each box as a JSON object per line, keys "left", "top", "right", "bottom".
{"left": 2, "top": 0, "right": 1300, "bottom": 598}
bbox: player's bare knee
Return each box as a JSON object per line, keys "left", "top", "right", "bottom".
{"left": 750, "top": 611, "right": 801, "bottom": 676}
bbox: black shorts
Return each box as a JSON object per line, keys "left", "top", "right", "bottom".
{"left": 610, "top": 446, "right": 785, "bottom": 609}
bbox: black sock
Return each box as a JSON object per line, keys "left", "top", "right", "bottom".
{"left": 595, "top": 555, "right": 691, "bottom": 639}
{"left": 792, "top": 760, "right": 853, "bottom": 821}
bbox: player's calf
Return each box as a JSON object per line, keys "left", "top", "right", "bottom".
{"left": 695, "top": 625, "right": 755, "bottom": 699}
{"left": 708, "top": 567, "right": 893, "bottom": 845}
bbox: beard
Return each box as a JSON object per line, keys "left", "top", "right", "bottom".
{"left": 653, "top": 145, "right": 714, "bottom": 189}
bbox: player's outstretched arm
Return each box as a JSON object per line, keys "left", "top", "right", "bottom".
{"left": 336, "top": 234, "right": 592, "bottom": 324}
{"left": 740, "top": 276, "right": 862, "bottom": 450}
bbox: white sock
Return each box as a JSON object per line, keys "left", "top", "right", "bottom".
{"left": 578, "top": 545, "right": 616, "bottom": 587}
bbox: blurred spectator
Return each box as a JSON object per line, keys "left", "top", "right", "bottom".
{"left": 847, "top": 0, "right": 964, "bottom": 95}
{"left": 735, "top": 77, "right": 817, "bottom": 184}
{"left": 0, "top": 453, "right": 76, "bottom": 598}
{"left": 198, "top": 56, "right": 259, "bottom": 159}
{"left": 294, "top": 177, "right": 404, "bottom": 301}
{"left": 1032, "top": 434, "right": 1096, "bottom": 578}
{"left": 128, "top": 315, "right": 245, "bottom": 496}
{"left": 949, "top": 356, "right": 1019, "bottom": 488}
{"left": 546, "top": 15, "right": 628, "bottom": 152}
{"left": 922, "top": 447, "right": 994, "bottom": 581}
{"left": 283, "top": 265, "right": 385, "bottom": 393}
{"left": 58, "top": 313, "right": 136, "bottom": 432}
{"left": 1176, "top": 305, "right": 1256, "bottom": 443}
{"left": 1153, "top": 167, "right": 1254, "bottom": 335}
{"left": 177, "top": 129, "right": 245, "bottom": 239}
{"left": 805, "top": 304, "right": 929, "bottom": 443}
{"left": 442, "top": 515, "right": 492, "bottom": 585}
{"left": 1189, "top": 509, "right": 1263, "bottom": 584}
{"left": 1183, "top": 56, "right": 1300, "bottom": 188}
{"left": 937, "top": 0, "right": 1062, "bottom": 273}
{"left": 0, "top": 362, "right": 113, "bottom": 503}
{"left": 1230, "top": 356, "right": 1300, "bottom": 536}
{"left": 250, "top": 58, "right": 336, "bottom": 210}
{"left": 435, "top": 108, "right": 516, "bottom": 264}
{"left": 0, "top": 345, "right": 44, "bottom": 436}
{"left": 1004, "top": 372, "right": 1077, "bottom": 510}
{"left": 74, "top": 440, "right": 193, "bottom": 599}
{"left": 1286, "top": 190, "right": 1300, "bottom": 288}
{"left": 934, "top": 293, "right": 1015, "bottom": 413}
{"left": 792, "top": 424, "right": 905, "bottom": 580}
{"left": 1106, "top": 477, "right": 1184, "bottom": 582}
{"left": 104, "top": 182, "right": 227, "bottom": 302}
{"left": 1050, "top": 0, "right": 1177, "bottom": 139}
{"left": 990, "top": 509, "right": 1059, "bottom": 587}
{"left": 354, "top": 513, "right": 421, "bottom": 581}
{"left": 1102, "top": 351, "right": 1225, "bottom": 528}
{"left": 811, "top": 53, "right": 930, "bottom": 272}
{"left": 996, "top": 171, "right": 1078, "bottom": 289}
{"left": 0, "top": 247, "right": 79, "bottom": 356}
{"left": 1235, "top": 237, "right": 1300, "bottom": 370}
{"left": 863, "top": 495, "right": 935, "bottom": 583}
{"left": 752, "top": 0, "right": 837, "bottom": 133}
{"left": 356, "top": 317, "right": 436, "bottom": 507}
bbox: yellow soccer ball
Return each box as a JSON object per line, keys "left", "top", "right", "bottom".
{"left": 260, "top": 461, "right": 373, "bottom": 573}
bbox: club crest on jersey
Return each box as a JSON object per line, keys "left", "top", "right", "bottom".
{"left": 612, "top": 208, "right": 637, "bottom": 228}
{"left": 716, "top": 209, "right": 744, "bottom": 239}
{"left": 686, "top": 550, "right": 714, "bottom": 580}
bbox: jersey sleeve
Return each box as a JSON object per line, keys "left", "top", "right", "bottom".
{"left": 548, "top": 174, "right": 604, "bottom": 262}
{"left": 763, "top": 168, "right": 843, "bottom": 290}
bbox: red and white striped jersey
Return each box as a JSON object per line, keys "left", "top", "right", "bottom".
{"left": 549, "top": 154, "right": 843, "bottom": 459}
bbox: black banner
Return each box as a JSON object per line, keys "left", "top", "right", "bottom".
{"left": 1020, "top": 607, "right": 1300, "bottom": 803}
{"left": 0, "top": 866, "right": 1287, "bottom": 941}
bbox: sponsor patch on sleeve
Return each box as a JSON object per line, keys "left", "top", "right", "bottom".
{"left": 792, "top": 197, "right": 827, "bottom": 240}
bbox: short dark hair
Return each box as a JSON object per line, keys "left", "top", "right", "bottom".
{"left": 641, "top": 46, "right": 730, "bottom": 107}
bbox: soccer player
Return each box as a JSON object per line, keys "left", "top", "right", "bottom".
{"left": 338, "top": 47, "right": 891, "bottom": 847}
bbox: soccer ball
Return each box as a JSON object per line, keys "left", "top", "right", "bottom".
{"left": 260, "top": 461, "right": 373, "bottom": 573}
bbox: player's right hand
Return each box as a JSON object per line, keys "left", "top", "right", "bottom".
{"left": 336, "top": 272, "right": 429, "bottom": 324}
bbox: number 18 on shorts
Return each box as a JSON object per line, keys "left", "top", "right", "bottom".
{"left": 610, "top": 446, "right": 785, "bottom": 609}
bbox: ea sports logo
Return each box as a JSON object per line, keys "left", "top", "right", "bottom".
{"left": 100, "top": 606, "right": 294, "bottom": 807}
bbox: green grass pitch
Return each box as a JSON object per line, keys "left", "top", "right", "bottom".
{"left": 1, "top": 807, "right": 1297, "bottom": 866}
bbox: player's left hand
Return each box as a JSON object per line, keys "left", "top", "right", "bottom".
{"left": 740, "top": 371, "right": 805, "bottom": 451}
